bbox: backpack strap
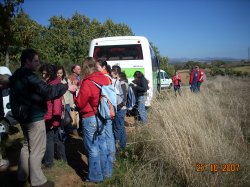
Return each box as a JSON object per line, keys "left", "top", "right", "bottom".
{"left": 104, "top": 74, "right": 112, "bottom": 80}
{"left": 89, "top": 80, "right": 105, "bottom": 141}
{"left": 91, "top": 80, "right": 101, "bottom": 89}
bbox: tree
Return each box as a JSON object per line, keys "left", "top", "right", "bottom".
{"left": 102, "top": 19, "right": 133, "bottom": 37}
{"left": 150, "top": 42, "right": 171, "bottom": 75}
{"left": 8, "top": 10, "right": 42, "bottom": 69}
{"left": 2, "top": 10, "right": 142, "bottom": 71}
{"left": 211, "top": 60, "right": 225, "bottom": 67}
{"left": 0, "top": 0, "right": 23, "bottom": 67}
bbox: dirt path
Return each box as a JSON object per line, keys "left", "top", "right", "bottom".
{"left": 0, "top": 117, "right": 136, "bottom": 187}
{"left": 0, "top": 126, "right": 90, "bottom": 187}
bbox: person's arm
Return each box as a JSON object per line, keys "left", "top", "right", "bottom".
{"left": 172, "top": 76, "right": 176, "bottom": 82}
{"left": 27, "top": 73, "right": 68, "bottom": 100}
{"left": 178, "top": 74, "right": 181, "bottom": 82}
{"left": 189, "top": 71, "right": 194, "bottom": 85}
{"left": 121, "top": 83, "right": 128, "bottom": 104}
{"left": 135, "top": 77, "right": 148, "bottom": 92}
{"left": 199, "top": 71, "right": 204, "bottom": 82}
{"left": 0, "top": 74, "right": 10, "bottom": 89}
{"left": 74, "top": 80, "right": 91, "bottom": 111}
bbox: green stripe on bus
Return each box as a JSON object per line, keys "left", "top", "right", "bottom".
{"left": 121, "top": 68, "right": 145, "bottom": 78}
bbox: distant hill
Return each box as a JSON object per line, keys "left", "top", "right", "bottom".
{"left": 169, "top": 57, "right": 246, "bottom": 64}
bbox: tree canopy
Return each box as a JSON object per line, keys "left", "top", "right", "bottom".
{"left": 0, "top": 5, "right": 169, "bottom": 73}
{"left": 0, "top": 0, "right": 23, "bottom": 67}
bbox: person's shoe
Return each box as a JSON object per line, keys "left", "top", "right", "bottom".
{"left": 32, "top": 181, "right": 54, "bottom": 187}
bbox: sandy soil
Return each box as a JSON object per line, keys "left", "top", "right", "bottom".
{"left": 0, "top": 117, "right": 136, "bottom": 187}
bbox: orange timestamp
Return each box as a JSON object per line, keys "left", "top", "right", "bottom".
{"left": 196, "top": 163, "right": 240, "bottom": 172}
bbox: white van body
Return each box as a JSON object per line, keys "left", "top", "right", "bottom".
{"left": 0, "top": 66, "right": 11, "bottom": 115}
{"left": 160, "top": 69, "right": 172, "bottom": 89}
{"left": 0, "top": 66, "right": 18, "bottom": 126}
{"left": 89, "top": 36, "right": 161, "bottom": 106}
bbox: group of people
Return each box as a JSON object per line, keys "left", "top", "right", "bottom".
{"left": 171, "top": 65, "right": 204, "bottom": 96}
{"left": 189, "top": 65, "right": 204, "bottom": 92}
{"left": 0, "top": 48, "right": 206, "bottom": 186}
{"left": 0, "top": 48, "right": 149, "bottom": 187}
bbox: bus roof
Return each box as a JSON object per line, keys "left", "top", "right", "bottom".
{"left": 90, "top": 36, "right": 149, "bottom": 45}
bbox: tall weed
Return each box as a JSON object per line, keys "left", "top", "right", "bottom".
{"left": 122, "top": 76, "right": 250, "bottom": 187}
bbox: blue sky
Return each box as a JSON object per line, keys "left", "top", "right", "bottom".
{"left": 21, "top": 0, "right": 250, "bottom": 59}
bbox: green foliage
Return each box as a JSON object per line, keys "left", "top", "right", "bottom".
{"left": 210, "top": 66, "right": 225, "bottom": 76}
{"left": 0, "top": 11, "right": 134, "bottom": 70}
{"left": 0, "top": 0, "right": 24, "bottom": 67}
{"left": 183, "top": 61, "right": 206, "bottom": 69}
{"left": 235, "top": 71, "right": 243, "bottom": 76}
{"left": 225, "top": 67, "right": 234, "bottom": 76}
{"left": 166, "top": 65, "right": 175, "bottom": 76}
{"left": 211, "top": 60, "right": 225, "bottom": 67}
{"left": 150, "top": 43, "right": 171, "bottom": 75}
{"left": 159, "top": 57, "right": 168, "bottom": 71}
{"left": 210, "top": 66, "right": 250, "bottom": 77}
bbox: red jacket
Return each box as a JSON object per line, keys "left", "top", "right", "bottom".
{"left": 172, "top": 74, "right": 181, "bottom": 86}
{"left": 189, "top": 69, "right": 204, "bottom": 84}
{"left": 74, "top": 71, "right": 111, "bottom": 118}
{"left": 44, "top": 78, "right": 63, "bottom": 128}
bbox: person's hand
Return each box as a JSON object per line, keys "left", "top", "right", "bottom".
{"left": 130, "top": 82, "right": 137, "bottom": 87}
{"left": 68, "top": 85, "right": 77, "bottom": 93}
{"left": 72, "top": 80, "right": 78, "bottom": 86}
{"left": 0, "top": 74, "right": 10, "bottom": 88}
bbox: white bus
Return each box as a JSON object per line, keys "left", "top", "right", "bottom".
{"left": 89, "top": 36, "right": 161, "bottom": 106}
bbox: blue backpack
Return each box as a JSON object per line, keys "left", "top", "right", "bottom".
{"left": 91, "top": 80, "right": 117, "bottom": 120}
{"left": 126, "top": 85, "right": 136, "bottom": 110}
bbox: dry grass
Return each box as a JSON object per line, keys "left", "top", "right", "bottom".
{"left": 232, "top": 66, "right": 250, "bottom": 73}
{"left": 124, "top": 76, "right": 250, "bottom": 187}
{"left": 2, "top": 76, "right": 249, "bottom": 187}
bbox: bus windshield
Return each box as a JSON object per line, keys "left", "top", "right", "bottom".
{"left": 93, "top": 44, "right": 143, "bottom": 61}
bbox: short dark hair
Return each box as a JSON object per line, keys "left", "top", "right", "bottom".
{"left": 112, "top": 65, "right": 121, "bottom": 74}
{"left": 39, "top": 63, "right": 57, "bottom": 81}
{"left": 99, "top": 60, "right": 111, "bottom": 75}
{"left": 133, "top": 71, "right": 144, "bottom": 79}
{"left": 101, "top": 60, "right": 108, "bottom": 67}
{"left": 20, "top": 49, "right": 38, "bottom": 67}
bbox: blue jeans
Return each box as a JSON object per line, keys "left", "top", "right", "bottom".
{"left": 191, "top": 81, "right": 198, "bottom": 92}
{"left": 137, "top": 96, "right": 147, "bottom": 123}
{"left": 82, "top": 116, "right": 112, "bottom": 182}
{"left": 104, "top": 119, "right": 116, "bottom": 163}
{"left": 43, "top": 127, "right": 67, "bottom": 167}
{"left": 113, "top": 109, "right": 127, "bottom": 149}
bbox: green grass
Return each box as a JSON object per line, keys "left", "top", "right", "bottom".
{"left": 54, "top": 159, "right": 69, "bottom": 168}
